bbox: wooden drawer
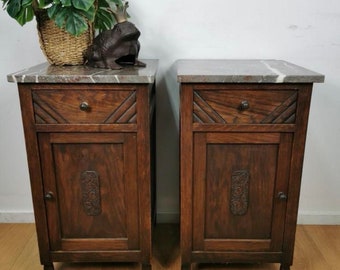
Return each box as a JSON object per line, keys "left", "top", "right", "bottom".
{"left": 32, "top": 88, "right": 137, "bottom": 124}
{"left": 193, "top": 89, "right": 298, "bottom": 124}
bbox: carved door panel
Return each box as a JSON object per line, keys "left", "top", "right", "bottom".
{"left": 38, "top": 132, "right": 139, "bottom": 252}
{"left": 192, "top": 132, "right": 292, "bottom": 252}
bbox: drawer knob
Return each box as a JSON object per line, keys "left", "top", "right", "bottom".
{"left": 278, "top": 192, "right": 288, "bottom": 201}
{"left": 79, "top": 102, "right": 90, "bottom": 112}
{"left": 44, "top": 191, "right": 54, "bottom": 201}
{"left": 239, "top": 100, "right": 250, "bottom": 111}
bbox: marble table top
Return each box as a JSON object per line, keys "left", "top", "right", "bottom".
{"left": 177, "top": 59, "right": 325, "bottom": 83}
{"left": 7, "top": 60, "right": 158, "bottom": 84}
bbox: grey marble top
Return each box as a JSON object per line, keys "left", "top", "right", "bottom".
{"left": 177, "top": 59, "right": 324, "bottom": 83}
{"left": 7, "top": 59, "right": 158, "bottom": 84}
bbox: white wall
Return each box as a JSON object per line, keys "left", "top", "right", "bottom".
{"left": 1, "top": 0, "right": 339, "bottom": 224}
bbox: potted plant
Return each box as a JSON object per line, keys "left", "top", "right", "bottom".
{"left": 1, "top": 0, "right": 126, "bottom": 65}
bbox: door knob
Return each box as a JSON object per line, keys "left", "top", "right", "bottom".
{"left": 44, "top": 191, "right": 54, "bottom": 201}
{"left": 278, "top": 192, "right": 288, "bottom": 201}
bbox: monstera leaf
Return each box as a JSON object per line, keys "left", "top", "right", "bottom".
{"left": 95, "top": 0, "right": 127, "bottom": 33}
{"left": 46, "top": 0, "right": 95, "bottom": 36}
{"left": 1, "top": 0, "right": 126, "bottom": 36}
{"left": 3, "top": 0, "right": 35, "bottom": 25}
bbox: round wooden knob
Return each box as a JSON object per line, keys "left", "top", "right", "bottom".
{"left": 239, "top": 100, "right": 250, "bottom": 111}
{"left": 79, "top": 102, "right": 90, "bottom": 111}
{"left": 278, "top": 192, "right": 288, "bottom": 200}
{"left": 44, "top": 192, "right": 54, "bottom": 201}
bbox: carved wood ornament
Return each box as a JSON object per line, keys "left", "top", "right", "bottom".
{"left": 80, "top": 171, "right": 102, "bottom": 216}
{"left": 230, "top": 170, "right": 250, "bottom": 216}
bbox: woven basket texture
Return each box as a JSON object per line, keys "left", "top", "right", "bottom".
{"left": 36, "top": 11, "right": 93, "bottom": 66}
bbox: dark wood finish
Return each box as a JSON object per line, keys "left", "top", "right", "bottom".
{"left": 180, "top": 83, "right": 314, "bottom": 270}
{"left": 17, "top": 82, "right": 155, "bottom": 269}
{"left": 142, "top": 264, "right": 152, "bottom": 270}
{"left": 193, "top": 86, "right": 297, "bottom": 124}
{"left": 31, "top": 85, "right": 138, "bottom": 124}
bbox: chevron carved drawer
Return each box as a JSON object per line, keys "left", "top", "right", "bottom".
{"left": 193, "top": 87, "right": 297, "bottom": 124}
{"left": 32, "top": 86, "right": 137, "bottom": 124}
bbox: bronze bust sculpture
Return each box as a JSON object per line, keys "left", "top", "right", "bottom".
{"left": 85, "top": 2, "right": 146, "bottom": 69}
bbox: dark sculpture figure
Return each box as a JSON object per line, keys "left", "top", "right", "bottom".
{"left": 85, "top": 2, "right": 146, "bottom": 69}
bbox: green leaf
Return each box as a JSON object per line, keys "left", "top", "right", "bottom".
{"left": 65, "top": 11, "right": 88, "bottom": 35}
{"left": 21, "top": 0, "right": 33, "bottom": 8}
{"left": 50, "top": 6, "right": 90, "bottom": 35}
{"left": 60, "top": 0, "right": 72, "bottom": 7}
{"left": 6, "top": 0, "right": 21, "bottom": 18}
{"left": 96, "top": 0, "right": 110, "bottom": 9}
{"left": 80, "top": 5, "right": 95, "bottom": 21}
{"left": 34, "top": 0, "right": 53, "bottom": 8}
{"left": 2, "top": 0, "right": 9, "bottom": 8}
{"left": 15, "top": 5, "right": 34, "bottom": 25}
{"left": 72, "top": 0, "right": 94, "bottom": 11}
{"left": 36, "top": 0, "right": 46, "bottom": 8}
{"left": 95, "top": 7, "right": 114, "bottom": 32}
{"left": 109, "top": 0, "right": 123, "bottom": 5}
{"left": 53, "top": 7, "right": 68, "bottom": 28}
{"left": 4, "top": 0, "right": 34, "bottom": 25}
{"left": 2, "top": 0, "right": 129, "bottom": 34}
{"left": 47, "top": 4, "right": 61, "bottom": 19}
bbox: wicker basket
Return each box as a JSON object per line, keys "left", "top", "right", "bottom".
{"left": 36, "top": 11, "right": 93, "bottom": 66}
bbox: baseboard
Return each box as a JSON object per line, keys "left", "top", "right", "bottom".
{"left": 297, "top": 211, "right": 340, "bottom": 225}
{"left": 1, "top": 211, "right": 339, "bottom": 225}
{"left": 0, "top": 212, "right": 35, "bottom": 223}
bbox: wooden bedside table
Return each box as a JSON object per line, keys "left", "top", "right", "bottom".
{"left": 8, "top": 60, "right": 158, "bottom": 270}
{"left": 177, "top": 60, "right": 324, "bottom": 270}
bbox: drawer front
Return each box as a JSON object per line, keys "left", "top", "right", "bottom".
{"left": 193, "top": 89, "right": 297, "bottom": 124}
{"left": 32, "top": 89, "right": 137, "bottom": 124}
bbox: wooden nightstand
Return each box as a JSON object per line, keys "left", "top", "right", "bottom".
{"left": 177, "top": 60, "right": 324, "bottom": 270}
{"left": 8, "top": 60, "right": 158, "bottom": 270}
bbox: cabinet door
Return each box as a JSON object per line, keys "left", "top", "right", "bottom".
{"left": 193, "top": 132, "right": 292, "bottom": 252}
{"left": 38, "top": 132, "right": 139, "bottom": 252}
